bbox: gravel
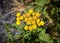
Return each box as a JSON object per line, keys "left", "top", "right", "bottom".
{"left": 0, "top": 6, "right": 16, "bottom": 42}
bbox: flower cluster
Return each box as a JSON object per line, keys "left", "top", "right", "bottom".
{"left": 16, "top": 9, "right": 45, "bottom": 31}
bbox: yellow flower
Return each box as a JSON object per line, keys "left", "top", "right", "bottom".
{"left": 31, "top": 20, "right": 36, "bottom": 24}
{"left": 24, "top": 18, "right": 28, "bottom": 22}
{"left": 28, "top": 17, "right": 33, "bottom": 21}
{"left": 37, "top": 22, "right": 41, "bottom": 27}
{"left": 20, "top": 16, "right": 24, "bottom": 20}
{"left": 33, "top": 16, "right": 37, "bottom": 20}
{"left": 32, "top": 12, "right": 36, "bottom": 16}
{"left": 16, "top": 12, "right": 20, "bottom": 17}
{"left": 36, "top": 18, "right": 40, "bottom": 23}
{"left": 32, "top": 24, "right": 37, "bottom": 29}
{"left": 40, "top": 21, "right": 45, "bottom": 26}
{"left": 16, "top": 17, "right": 20, "bottom": 21}
{"left": 23, "top": 14, "right": 26, "bottom": 18}
{"left": 26, "top": 13, "right": 31, "bottom": 17}
{"left": 24, "top": 26, "right": 29, "bottom": 30}
{"left": 29, "top": 8, "right": 34, "bottom": 14}
{"left": 29, "top": 26, "right": 33, "bottom": 31}
{"left": 35, "top": 12, "right": 41, "bottom": 17}
{"left": 16, "top": 21, "right": 20, "bottom": 25}
{"left": 26, "top": 21, "right": 31, "bottom": 25}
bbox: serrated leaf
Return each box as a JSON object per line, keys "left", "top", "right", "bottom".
{"left": 35, "top": 0, "right": 49, "bottom": 6}
{"left": 39, "top": 29, "right": 51, "bottom": 42}
{"left": 37, "top": 28, "right": 43, "bottom": 32}
{"left": 14, "top": 34, "right": 20, "bottom": 39}
{"left": 12, "top": 23, "right": 19, "bottom": 29}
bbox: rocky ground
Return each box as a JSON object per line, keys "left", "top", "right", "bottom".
{"left": 0, "top": 0, "right": 26, "bottom": 42}
{"left": 0, "top": 5, "right": 17, "bottom": 42}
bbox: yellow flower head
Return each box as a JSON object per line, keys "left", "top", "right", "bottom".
{"left": 37, "top": 22, "right": 41, "bottom": 27}
{"left": 23, "top": 14, "right": 26, "bottom": 18}
{"left": 40, "top": 21, "right": 45, "bottom": 26}
{"left": 24, "top": 26, "right": 29, "bottom": 30}
{"left": 16, "top": 12, "right": 20, "bottom": 17}
{"left": 36, "top": 18, "right": 40, "bottom": 23}
{"left": 16, "top": 21, "right": 20, "bottom": 25}
{"left": 26, "top": 21, "right": 31, "bottom": 25}
{"left": 16, "top": 17, "right": 20, "bottom": 21}
{"left": 20, "top": 16, "right": 24, "bottom": 20}
{"left": 24, "top": 18, "right": 29, "bottom": 22}
{"left": 28, "top": 17, "right": 33, "bottom": 21}
{"left": 29, "top": 26, "right": 33, "bottom": 31}
{"left": 31, "top": 20, "right": 36, "bottom": 24}
{"left": 33, "top": 16, "right": 37, "bottom": 20}
{"left": 26, "top": 13, "right": 30, "bottom": 17}
{"left": 32, "top": 24, "right": 37, "bottom": 29}
{"left": 35, "top": 12, "right": 41, "bottom": 17}
{"left": 32, "top": 12, "right": 36, "bottom": 16}
{"left": 29, "top": 8, "right": 34, "bottom": 14}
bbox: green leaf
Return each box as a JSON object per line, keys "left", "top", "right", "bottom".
{"left": 39, "top": 29, "right": 51, "bottom": 42}
{"left": 37, "top": 28, "right": 43, "bottom": 32}
{"left": 56, "top": 38, "right": 60, "bottom": 43}
{"left": 24, "top": 8, "right": 28, "bottom": 13}
{"left": 7, "top": 32, "right": 13, "bottom": 41}
{"left": 51, "top": 8, "right": 56, "bottom": 15}
{"left": 6, "top": 42, "right": 11, "bottom": 43}
{"left": 47, "top": 40, "right": 54, "bottom": 43}
{"left": 35, "top": 0, "right": 49, "bottom": 6}
{"left": 14, "top": 34, "right": 20, "bottom": 39}
{"left": 42, "top": 7, "right": 47, "bottom": 15}
{"left": 35, "top": 6, "right": 43, "bottom": 12}
{"left": 56, "top": 24, "right": 60, "bottom": 30}
{"left": 23, "top": 32, "right": 31, "bottom": 39}
{"left": 12, "top": 23, "right": 19, "bottom": 29}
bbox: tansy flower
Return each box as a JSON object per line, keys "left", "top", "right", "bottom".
{"left": 29, "top": 8, "right": 34, "bottom": 14}
{"left": 16, "top": 17, "right": 20, "bottom": 21}
{"left": 24, "top": 26, "right": 29, "bottom": 30}
{"left": 31, "top": 20, "right": 36, "bottom": 24}
{"left": 26, "top": 13, "right": 30, "bottom": 17}
{"left": 36, "top": 18, "right": 40, "bottom": 23}
{"left": 24, "top": 18, "right": 29, "bottom": 22}
{"left": 40, "top": 21, "right": 45, "bottom": 26}
{"left": 20, "top": 16, "right": 24, "bottom": 20}
{"left": 35, "top": 12, "right": 41, "bottom": 17}
{"left": 29, "top": 26, "right": 33, "bottom": 31}
{"left": 26, "top": 21, "right": 31, "bottom": 25}
{"left": 28, "top": 17, "right": 33, "bottom": 21}
{"left": 37, "top": 22, "right": 41, "bottom": 27}
{"left": 32, "top": 12, "right": 36, "bottom": 16}
{"left": 33, "top": 16, "right": 37, "bottom": 20}
{"left": 16, "top": 21, "right": 20, "bottom": 25}
{"left": 16, "top": 12, "right": 20, "bottom": 17}
{"left": 32, "top": 24, "right": 37, "bottom": 29}
{"left": 23, "top": 14, "right": 26, "bottom": 18}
